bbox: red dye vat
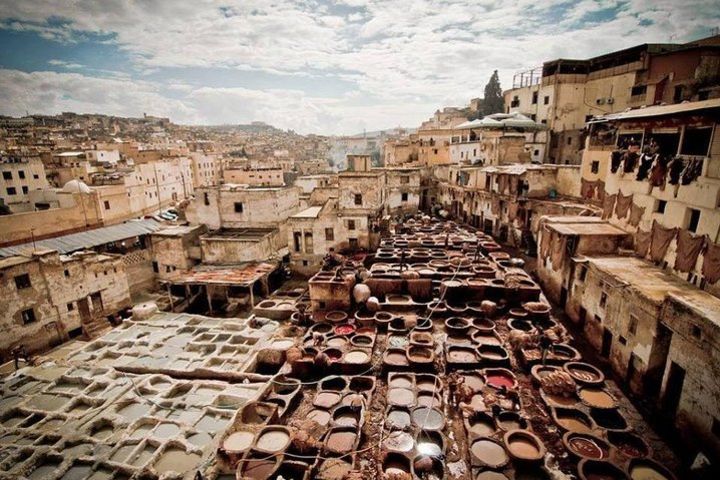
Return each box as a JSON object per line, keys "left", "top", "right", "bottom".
{"left": 334, "top": 325, "right": 356, "bottom": 336}
{"left": 486, "top": 374, "right": 514, "bottom": 389}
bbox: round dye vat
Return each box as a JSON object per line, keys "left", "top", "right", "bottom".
{"left": 609, "top": 432, "right": 649, "bottom": 458}
{"left": 471, "top": 439, "right": 508, "bottom": 468}
{"left": 223, "top": 431, "right": 254, "bottom": 452}
{"left": 579, "top": 388, "right": 616, "bottom": 409}
{"left": 307, "top": 409, "right": 331, "bottom": 426}
{"left": 416, "top": 392, "right": 441, "bottom": 408}
{"left": 486, "top": 372, "right": 515, "bottom": 389}
{"left": 242, "top": 458, "right": 279, "bottom": 480}
{"left": 326, "top": 337, "right": 348, "bottom": 348}
{"left": 334, "top": 324, "right": 356, "bottom": 336}
{"left": 383, "top": 431, "right": 414, "bottom": 452}
{"left": 497, "top": 412, "right": 524, "bottom": 431}
{"left": 314, "top": 391, "right": 341, "bottom": 409}
{"left": 476, "top": 472, "right": 510, "bottom": 480}
{"left": 416, "top": 376, "right": 438, "bottom": 391}
{"left": 555, "top": 409, "right": 593, "bottom": 434}
{"left": 385, "top": 350, "right": 409, "bottom": 366}
{"left": 469, "top": 414, "right": 496, "bottom": 437}
{"left": 387, "top": 409, "right": 411, "bottom": 429}
{"left": 255, "top": 428, "right": 290, "bottom": 453}
{"left": 579, "top": 459, "right": 628, "bottom": 480}
{"left": 463, "top": 374, "right": 485, "bottom": 392}
{"left": 565, "top": 362, "right": 604, "bottom": 385}
{"left": 628, "top": 460, "right": 676, "bottom": 480}
{"left": 564, "top": 433, "right": 609, "bottom": 460}
{"left": 504, "top": 430, "right": 544, "bottom": 462}
{"left": 388, "top": 388, "right": 415, "bottom": 407}
{"left": 448, "top": 347, "right": 477, "bottom": 363}
{"left": 325, "top": 429, "right": 357, "bottom": 453}
{"left": 411, "top": 407, "right": 444, "bottom": 430}
{"left": 344, "top": 350, "right": 370, "bottom": 364}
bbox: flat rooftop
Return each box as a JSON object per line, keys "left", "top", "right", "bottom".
{"left": 163, "top": 261, "right": 277, "bottom": 286}
{"left": 201, "top": 228, "right": 277, "bottom": 241}
{"left": 548, "top": 222, "right": 628, "bottom": 236}
{"left": 585, "top": 256, "right": 720, "bottom": 324}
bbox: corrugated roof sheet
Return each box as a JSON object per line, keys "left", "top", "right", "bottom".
{"left": 291, "top": 206, "right": 323, "bottom": 218}
{"left": 596, "top": 98, "right": 720, "bottom": 122}
{"left": 0, "top": 219, "right": 163, "bottom": 257}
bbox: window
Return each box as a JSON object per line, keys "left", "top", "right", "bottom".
{"left": 401, "top": 193, "right": 408, "bottom": 202}
{"left": 712, "top": 417, "right": 720, "bottom": 439}
{"left": 599, "top": 291, "right": 608, "bottom": 308}
{"left": 304, "top": 232, "right": 314, "bottom": 254}
{"left": 33, "top": 174, "right": 39, "bottom": 179}
{"left": 578, "top": 265, "right": 587, "bottom": 282}
{"left": 618, "top": 336, "right": 627, "bottom": 346}
{"left": 347, "top": 220, "right": 356, "bottom": 230}
{"left": 691, "top": 324, "right": 702, "bottom": 339}
{"left": 433, "top": 149, "right": 438, "bottom": 155}
{"left": 203, "top": 192, "right": 210, "bottom": 206}
{"left": 349, "top": 238, "right": 359, "bottom": 250}
{"left": 532, "top": 92, "right": 538, "bottom": 104}
{"left": 152, "top": 261, "right": 159, "bottom": 273}
{"left": 655, "top": 200, "right": 667, "bottom": 214}
{"left": 21, "top": 308, "right": 36, "bottom": 324}
{"left": 67, "top": 302, "right": 75, "bottom": 312}
{"left": 567, "top": 137, "right": 572, "bottom": 145}
{"left": 234, "top": 202, "right": 244, "bottom": 213}
{"left": 686, "top": 208, "right": 701, "bottom": 233}
{"left": 103, "top": 200, "right": 110, "bottom": 210}
{"left": 400, "top": 176, "right": 409, "bottom": 184}
{"left": 630, "top": 85, "right": 647, "bottom": 96}
{"left": 18, "top": 170, "right": 25, "bottom": 179}
{"left": 302, "top": 260, "right": 308, "bottom": 266}
{"left": 591, "top": 161, "right": 599, "bottom": 174}
{"left": 699, "top": 91, "right": 710, "bottom": 101}
{"left": 325, "top": 228, "right": 334, "bottom": 241}
{"left": 6, "top": 187, "right": 17, "bottom": 195}
{"left": 511, "top": 96, "right": 520, "bottom": 108}
{"left": 2, "top": 171, "right": 11, "bottom": 180}
{"left": 544, "top": 95, "right": 550, "bottom": 105}
{"left": 354, "top": 194, "right": 362, "bottom": 206}
{"left": 22, "top": 186, "right": 28, "bottom": 194}
{"left": 534, "top": 149, "right": 540, "bottom": 156}
{"left": 628, "top": 315, "right": 638, "bottom": 336}
{"left": 293, "top": 231, "right": 302, "bottom": 252}
{"left": 673, "top": 85, "right": 684, "bottom": 103}
{"left": 680, "top": 127, "right": 712, "bottom": 156}
{"left": 64, "top": 269, "right": 70, "bottom": 277}
{"left": 14, "top": 273, "right": 31, "bottom": 290}
{"left": 530, "top": 114, "right": 537, "bottom": 121}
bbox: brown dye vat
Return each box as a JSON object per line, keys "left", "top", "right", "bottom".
{"left": 383, "top": 431, "right": 415, "bottom": 453}
{"left": 416, "top": 374, "right": 438, "bottom": 391}
{"left": 410, "top": 331, "right": 434, "bottom": 346}
{"left": 578, "top": 459, "right": 629, "bottom": 480}
{"left": 387, "top": 408, "right": 412, "bottom": 429}
{"left": 389, "top": 375, "right": 413, "bottom": 389}
{"left": 416, "top": 391, "right": 442, "bottom": 408}
{"left": 326, "top": 336, "right": 348, "bottom": 348}
{"left": 333, "top": 406, "right": 360, "bottom": 427}
{"left": 349, "top": 376, "right": 374, "bottom": 392}
{"left": 325, "top": 428, "right": 357, "bottom": 454}
{"left": 469, "top": 412, "right": 496, "bottom": 437}
{"left": 320, "top": 376, "right": 347, "bottom": 391}
{"left": 471, "top": 439, "right": 509, "bottom": 468}
{"left": 496, "top": 411, "right": 526, "bottom": 431}
{"left": 590, "top": 408, "right": 628, "bottom": 431}
{"left": 407, "top": 346, "right": 434, "bottom": 364}
{"left": 307, "top": 408, "right": 331, "bottom": 426}
{"left": 472, "top": 317, "right": 496, "bottom": 332}
{"left": 531, "top": 365, "right": 561, "bottom": 384}
{"left": 310, "top": 323, "right": 332, "bottom": 335}
{"left": 154, "top": 448, "right": 202, "bottom": 474}
{"left": 344, "top": 349, "right": 370, "bottom": 364}
{"left": 508, "top": 318, "right": 535, "bottom": 332}
{"left": 551, "top": 344, "right": 579, "bottom": 360}
{"left": 223, "top": 431, "right": 254, "bottom": 453}
{"left": 445, "top": 316, "right": 471, "bottom": 335}
{"left": 607, "top": 432, "right": 650, "bottom": 458}
{"left": 411, "top": 407, "right": 445, "bottom": 430}
{"left": 478, "top": 344, "right": 508, "bottom": 361}
{"left": 388, "top": 387, "right": 415, "bottom": 407}
{"left": 384, "top": 349, "right": 410, "bottom": 367}
{"left": 462, "top": 373, "right": 485, "bottom": 392}
{"left": 383, "top": 453, "right": 411, "bottom": 476}
{"left": 543, "top": 391, "right": 579, "bottom": 407}
{"left": 476, "top": 472, "right": 510, "bottom": 480}
{"left": 504, "top": 430, "right": 545, "bottom": 462}
{"left": 448, "top": 346, "right": 478, "bottom": 364}
{"left": 255, "top": 427, "right": 291, "bottom": 453}
{"left": 240, "top": 456, "right": 281, "bottom": 480}
{"left": 627, "top": 459, "right": 677, "bottom": 480}
{"left": 564, "top": 362, "right": 605, "bottom": 385}
{"left": 563, "top": 432, "right": 610, "bottom": 460}
{"left": 314, "top": 391, "right": 342, "bottom": 409}
{"left": 579, "top": 388, "right": 617, "bottom": 409}
{"left": 554, "top": 408, "right": 594, "bottom": 434}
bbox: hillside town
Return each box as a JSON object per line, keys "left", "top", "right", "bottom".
{"left": 1, "top": 32, "right": 720, "bottom": 480}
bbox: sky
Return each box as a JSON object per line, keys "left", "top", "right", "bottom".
{"left": 0, "top": 1, "right": 718, "bottom": 135}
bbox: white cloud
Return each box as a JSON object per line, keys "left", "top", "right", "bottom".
{"left": 0, "top": 0, "right": 719, "bottom": 133}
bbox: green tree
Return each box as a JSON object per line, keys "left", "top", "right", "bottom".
{"left": 482, "top": 70, "right": 504, "bottom": 116}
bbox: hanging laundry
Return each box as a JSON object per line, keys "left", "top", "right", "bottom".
{"left": 623, "top": 151, "right": 639, "bottom": 173}
{"left": 649, "top": 220, "right": 678, "bottom": 264}
{"left": 628, "top": 203, "right": 645, "bottom": 227}
{"left": 668, "top": 156, "right": 685, "bottom": 185}
{"left": 580, "top": 179, "right": 595, "bottom": 199}
{"left": 636, "top": 153, "right": 656, "bottom": 181}
{"left": 614, "top": 191, "right": 633, "bottom": 219}
{"left": 649, "top": 155, "right": 670, "bottom": 187}
{"left": 602, "top": 193, "right": 617, "bottom": 220}
{"left": 549, "top": 230, "right": 566, "bottom": 270}
{"left": 610, "top": 150, "right": 623, "bottom": 173}
{"left": 634, "top": 229, "right": 651, "bottom": 258}
{"left": 702, "top": 242, "right": 720, "bottom": 284}
{"left": 674, "top": 229, "right": 707, "bottom": 273}
{"left": 680, "top": 157, "right": 703, "bottom": 185}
